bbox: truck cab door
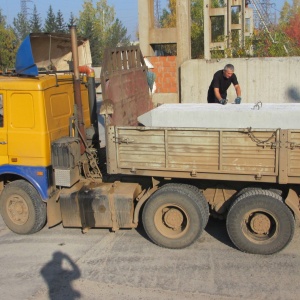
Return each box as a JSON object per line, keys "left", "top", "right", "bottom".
{"left": 0, "top": 93, "right": 8, "bottom": 164}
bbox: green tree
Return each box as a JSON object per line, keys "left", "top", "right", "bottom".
{"left": 78, "top": 0, "right": 130, "bottom": 65}
{"left": 191, "top": 0, "right": 204, "bottom": 58}
{"left": 0, "top": 9, "right": 5, "bottom": 24}
{"left": 0, "top": 10, "right": 18, "bottom": 69}
{"left": 253, "top": 0, "right": 300, "bottom": 57}
{"left": 13, "top": 12, "right": 30, "bottom": 41}
{"left": 78, "top": 0, "right": 99, "bottom": 64}
{"left": 29, "top": 5, "right": 42, "bottom": 32}
{"left": 159, "top": 0, "right": 205, "bottom": 57}
{"left": 160, "top": 0, "right": 176, "bottom": 28}
{"left": 56, "top": 10, "right": 67, "bottom": 33}
{"left": 44, "top": 5, "right": 57, "bottom": 32}
{"left": 106, "top": 18, "right": 130, "bottom": 48}
{"left": 279, "top": 1, "right": 292, "bottom": 24}
{"left": 68, "top": 12, "right": 77, "bottom": 27}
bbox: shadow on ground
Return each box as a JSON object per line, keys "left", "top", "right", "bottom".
{"left": 40, "top": 251, "right": 81, "bottom": 300}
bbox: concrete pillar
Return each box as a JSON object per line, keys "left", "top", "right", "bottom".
{"left": 203, "top": 0, "right": 211, "bottom": 60}
{"left": 138, "top": 0, "right": 155, "bottom": 56}
{"left": 227, "top": 0, "right": 231, "bottom": 49}
{"left": 176, "top": 0, "right": 191, "bottom": 65}
{"left": 241, "top": 0, "right": 245, "bottom": 47}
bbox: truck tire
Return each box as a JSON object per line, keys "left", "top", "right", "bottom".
{"left": 0, "top": 180, "right": 46, "bottom": 234}
{"left": 161, "top": 183, "right": 209, "bottom": 226}
{"left": 226, "top": 189, "right": 295, "bottom": 255}
{"left": 142, "top": 184, "right": 205, "bottom": 249}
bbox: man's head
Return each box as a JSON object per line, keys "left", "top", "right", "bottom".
{"left": 223, "top": 64, "right": 234, "bottom": 79}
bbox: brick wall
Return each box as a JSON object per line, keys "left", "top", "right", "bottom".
{"left": 147, "top": 56, "right": 177, "bottom": 93}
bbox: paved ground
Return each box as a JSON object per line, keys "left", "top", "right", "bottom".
{"left": 0, "top": 214, "right": 300, "bottom": 300}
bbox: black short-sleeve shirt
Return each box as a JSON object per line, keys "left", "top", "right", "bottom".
{"left": 207, "top": 70, "right": 238, "bottom": 102}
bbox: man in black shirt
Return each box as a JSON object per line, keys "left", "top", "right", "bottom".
{"left": 207, "top": 64, "right": 242, "bottom": 104}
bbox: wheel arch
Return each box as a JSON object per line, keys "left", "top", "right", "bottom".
{"left": 285, "top": 188, "right": 300, "bottom": 223}
{"left": 0, "top": 165, "right": 53, "bottom": 201}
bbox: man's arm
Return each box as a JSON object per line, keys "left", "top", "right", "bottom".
{"left": 234, "top": 84, "right": 241, "bottom": 97}
{"left": 213, "top": 88, "right": 222, "bottom": 101}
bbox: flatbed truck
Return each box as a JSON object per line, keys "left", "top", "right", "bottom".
{"left": 0, "top": 28, "right": 299, "bottom": 255}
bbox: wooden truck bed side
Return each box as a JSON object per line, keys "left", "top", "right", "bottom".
{"left": 106, "top": 126, "right": 300, "bottom": 184}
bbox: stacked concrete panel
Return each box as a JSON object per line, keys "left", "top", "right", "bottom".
{"left": 137, "top": 103, "right": 300, "bottom": 129}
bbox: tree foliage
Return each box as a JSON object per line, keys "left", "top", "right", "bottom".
{"left": 56, "top": 10, "right": 67, "bottom": 33}
{"left": 252, "top": 1, "right": 299, "bottom": 57}
{"left": 160, "top": 0, "right": 176, "bottom": 28}
{"left": 68, "top": 12, "right": 78, "bottom": 27}
{"left": 0, "top": 10, "right": 18, "bottom": 69}
{"left": 44, "top": 5, "right": 57, "bottom": 32}
{"left": 160, "top": 0, "right": 205, "bottom": 58}
{"left": 29, "top": 5, "right": 42, "bottom": 33}
{"left": 106, "top": 18, "right": 131, "bottom": 48}
{"left": 159, "top": 0, "right": 300, "bottom": 58}
{"left": 78, "top": 0, "right": 130, "bottom": 66}
{"left": 191, "top": 0, "right": 204, "bottom": 59}
{"left": 13, "top": 13, "right": 30, "bottom": 41}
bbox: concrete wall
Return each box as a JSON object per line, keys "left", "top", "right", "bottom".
{"left": 181, "top": 57, "right": 300, "bottom": 103}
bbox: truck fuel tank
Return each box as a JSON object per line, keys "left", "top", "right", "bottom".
{"left": 60, "top": 181, "right": 142, "bottom": 231}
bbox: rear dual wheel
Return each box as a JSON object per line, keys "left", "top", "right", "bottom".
{"left": 226, "top": 189, "right": 295, "bottom": 255}
{"left": 142, "top": 184, "right": 208, "bottom": 249}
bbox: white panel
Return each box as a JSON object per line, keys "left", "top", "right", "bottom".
{"left": 138, "top": 103, "right": 300, "bottom": 129}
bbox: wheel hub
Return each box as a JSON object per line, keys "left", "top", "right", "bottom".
{"left": 163, "top": 208, "right": 184, "bottom": 230}
{"left": 7, "top": 196, "right": 29, "bottom": 225}
{"left": 250, "top": 213, "right": 271, "bottom": 234}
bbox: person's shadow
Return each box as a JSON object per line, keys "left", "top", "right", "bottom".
{"left": 40, "top": 251, "right": 81, "bottom": 300}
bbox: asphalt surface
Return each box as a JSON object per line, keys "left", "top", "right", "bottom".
{"left": 0, "top": 214, "right": 300, "bottom": 300}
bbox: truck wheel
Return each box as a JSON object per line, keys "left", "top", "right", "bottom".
{"left": 161, "top": 183, "right": 209, "bottom": 226}
{"left": 0, "top": 180, "right": 46, "bottom": 234}
{"left": 226, "top": 189, "right": 295, "bottom": 255}
{"left": 142, "top": 184, "right": 205, "bottom": 249}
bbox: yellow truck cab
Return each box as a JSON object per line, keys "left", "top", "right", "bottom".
{"left": 0, "top": 74, "right": 90, "bottom": 200}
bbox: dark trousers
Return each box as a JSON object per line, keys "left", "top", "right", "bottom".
{"left": 207, "top": 90, "right": 227, "bottom": 103}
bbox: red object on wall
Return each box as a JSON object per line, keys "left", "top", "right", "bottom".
{"left": 147, "top": 56, "right": 177, "bottom": 93}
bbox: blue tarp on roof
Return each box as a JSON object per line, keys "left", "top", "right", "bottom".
{"left": 15, "top": 35, "right": 38, "bottom": 76}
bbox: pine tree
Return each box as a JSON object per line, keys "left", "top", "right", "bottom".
{"left": 13, "top": 13, "right": 30, "bottom": 41}
{"left": 107, "top": 18, "right": 130, "bottom": 47}
{"left": 29, "top": 5, "right": 42, "bottom": 33}
{"left": 56, "top": 10, "right": 67, "bottom": 33}
{"left": 44, "top": 5, "right": 57, "bottom": 32}
{"left": 68, "top": 12, "right": 77, "bottom": 27}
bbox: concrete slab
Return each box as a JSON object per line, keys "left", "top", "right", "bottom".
{"left": 138, "top": 103, "right": 300, "bottom": 129}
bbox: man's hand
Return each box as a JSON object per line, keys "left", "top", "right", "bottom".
{"left": 219, "top": 99, "right": 228, "bottom": 105}
{"left": 235, "top": 97, "right": 242, "bottom": 104}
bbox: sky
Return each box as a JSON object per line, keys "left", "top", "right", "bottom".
{"left": 0, "top": 0, "right": 291, "bottom": 40}
{"left": 1, "top": 0, "right": 169, "bottom": 40}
